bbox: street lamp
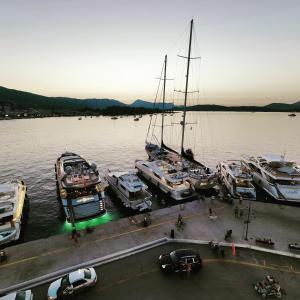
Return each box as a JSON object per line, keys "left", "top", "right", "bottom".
{"left": 244, "top": 200, "right": 252, "bottom": 241}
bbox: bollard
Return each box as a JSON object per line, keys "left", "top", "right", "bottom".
{"left": 170, "top": 229, "right": 175, "bottom": 239}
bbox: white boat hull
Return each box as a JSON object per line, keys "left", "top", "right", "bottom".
{"left": 135, "top": 164, "right": 195, "bottom": 201}
{"left": 253, "top": 172, "right": 300, "bottom": 202}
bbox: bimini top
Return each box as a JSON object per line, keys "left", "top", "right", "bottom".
{"left": 108, "top": 171, "right": 147, "bottom": 192}
{"left": 57, "top": 152, "right": 100, "bottom": 188}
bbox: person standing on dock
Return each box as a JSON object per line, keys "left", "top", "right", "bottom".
{"left": 234, "top": 206, "right": 239, "bottom": 218}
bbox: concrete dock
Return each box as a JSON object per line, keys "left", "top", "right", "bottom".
{"left": 0, "top": 197, "right": 299, "bottom": 291}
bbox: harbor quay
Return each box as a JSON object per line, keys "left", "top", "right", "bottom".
{"left": 0, "top": 196, "right": 299, "bottom": 294}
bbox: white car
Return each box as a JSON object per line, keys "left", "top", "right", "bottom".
{"left": 47, "top": 268, "right": 97, "bottom": 300}
{"left": 0, "top": 290, "right": 33, "bottom": 300}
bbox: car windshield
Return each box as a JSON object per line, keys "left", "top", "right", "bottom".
{"left": 169, "top": 251, "right": 178, "bottom": 263}
{"left": 61, "top": 275, "right": 70, "bottom": 288}
{"left": 84, "top": 269, "right": 92, "bottom": 279}
{"left": 16, "top": 291, "right": 26, "bottom": 300}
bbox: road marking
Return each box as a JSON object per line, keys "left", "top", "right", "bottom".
{"left": 0, "top": 209, "right": 211, "bottom": 269}
{"left": 96, "top": 268, "right": 159, "bottom": 292}
{"left": 203, "top": 259, "right": 300, "bottom": 275}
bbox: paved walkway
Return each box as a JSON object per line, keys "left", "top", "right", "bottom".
{"left": 0, "top": 197, "right": 299, "bottom": 290}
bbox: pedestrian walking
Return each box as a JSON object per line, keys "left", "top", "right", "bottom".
{"left": 71, "top": 229, "right": 78, "bottom": 242}
{"left": 234, "top": 206, "right": 239, "bottom": 218}
{"left": 209, "top": 207, "right": 212, "bottom": 217}
{"left": 239, "top": 207, "right": 244, "bottom": 218}
{"left": 177, "top": 214, "right": 184, "bottom": 230}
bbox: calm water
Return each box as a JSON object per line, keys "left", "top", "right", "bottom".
{"left": 0, "top": 112, "right": 299, "bottom": 241}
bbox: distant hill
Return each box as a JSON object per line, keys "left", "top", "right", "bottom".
{"left": 0, "top": 86, "right": 125, "bottom": 111}
{"left": 263, "top": 102, "right": 300, "bottom": 111}
{"left": 0, "top": 85, "right": 299, "bottom": 112}
{"left": 130, "top": 99, "right": 175, "bottom": 110}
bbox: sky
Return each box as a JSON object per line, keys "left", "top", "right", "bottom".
{"left": 0, "top": 0, "right": 300, "bottom": 106}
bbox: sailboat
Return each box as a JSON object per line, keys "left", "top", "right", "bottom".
{"left": 145, "top": 19, "right": 217, "bottom": 192}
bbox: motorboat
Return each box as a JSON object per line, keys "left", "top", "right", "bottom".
{"left": 242, "top": 154, "right": 300, "bottom": 202}
{"left": 0, "top": 180, "right": 28, "bottom": 245}
{"left": 55, "top": 152, "right": 106, "bottom": 222}
{"left": 217, "top": 160, "right": 256, "bottom": 199}
{"left": 105, "top": 170, "right": 152, "bottom": 211}
{"left": 135, "top": 159, "right": 196, "bottom": 201}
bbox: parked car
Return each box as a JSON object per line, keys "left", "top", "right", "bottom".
{"left": 158, "top": 249, "right": 202, "bottom": 273}
{"left": 47, "top": 268, "right": 97, "bottom": 300}
{"left": 0, "top": 290, "right": 33, "bottom": 300}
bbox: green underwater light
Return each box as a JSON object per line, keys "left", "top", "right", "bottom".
{"left": 62, "top": 212, "right": 115, "bottom": 233}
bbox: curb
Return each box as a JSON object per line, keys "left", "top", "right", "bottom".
{"left": 168, "top": 238, "right": 300, "bottom": 259}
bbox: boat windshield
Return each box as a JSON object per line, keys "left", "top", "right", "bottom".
{"left": 67, "top": 188, "right": 95, "bottom": 198}
{"left": 61, "top": 275, "right": 70, "bottom": 289}
{"left": 276, "top": 180, "right": 300, "bottom": 186}
{"left": 16, "top": 291, "right": 27, "bottom": 300}
{"left": 170, "top": 251, "right": 178, "bottom": 263}
{"left": 129, "top": 190, "right": 148, "bottom": 201}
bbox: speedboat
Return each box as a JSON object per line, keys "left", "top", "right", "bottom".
{"left": 217, "top": 160, "right": 256, "bottom": 199}
{"left": 242, "top": 154, "right": 300, "bottom": 202}
{"left": 105, "top": 170, "right": 152, "bottom": 211}
{"left": 135, "top": 159, "right": 196, "bottom": 201}
{"left": 55, "top": 152, "right": 106, "bottom": 222}
{"left": 0, "top": 180, "right": 28, "bottom": 245}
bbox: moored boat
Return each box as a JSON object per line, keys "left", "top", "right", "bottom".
{"left": 55, "top": 152, "right": 106, "bottom": 222}
{"left": 144, "top": 20, "right": 217, "bottom": 193}
{"left": 105, "top": 170, "right": 152, "bottom": 211}
{"left": 217, "top": 160, "right": 256, "bottom": 200}
{"left": 0, "top": 180, "right": 28, "bottom": 245}
{"left": 242, "top": 154, "right": 300, "bottom": 202}
{"left": 135, "top": 159, "right": 196, "bottom": 201}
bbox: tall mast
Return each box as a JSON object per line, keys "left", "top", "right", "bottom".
{"left": 161, "top": 54, "right": 167, "bottom": 147}
{"left": 180, "top": 19, "right": 193, "bottom": 155}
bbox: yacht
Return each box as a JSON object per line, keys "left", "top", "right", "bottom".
{"left": 105, "top": 171, "right": 152, "bottom": 211}
{"left": 217, "top": 160, "right": 256, "bottom": 200}
{"left": 135, "top": 159, "right": 195, "bottom": 201}
{"left": 242, "top": 154, "right": 300, "bottom": 202}
{"left": 55, "top": 152, "right": 106, "bottom": 222}
{"left": 144, "top": 21, "right": 217, "bottom": 192}
{"left": 0, "top": 180, "right": 28, "bottom": 245}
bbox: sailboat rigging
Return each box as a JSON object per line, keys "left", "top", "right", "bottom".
{"left": 143, "top": 19, "right": 217, "bottom": 192}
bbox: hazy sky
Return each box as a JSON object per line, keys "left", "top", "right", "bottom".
{"left": 1, "top": 0, "right": 300, "bottom": 105}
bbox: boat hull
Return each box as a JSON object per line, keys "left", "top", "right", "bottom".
{"left": 0, "top": 180, "right": 28, "bottom": 246}
{"left": 252, "top": 172, "right": 300, "bottom": 203}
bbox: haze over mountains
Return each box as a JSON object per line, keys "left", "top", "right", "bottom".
{"left": 0, "top": 86, "right": 299, "bottom": 112}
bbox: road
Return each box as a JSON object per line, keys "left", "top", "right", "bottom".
{"left": 32, "top": 243, "right": 300, "bottom": 300}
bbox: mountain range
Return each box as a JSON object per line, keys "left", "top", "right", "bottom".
{"left": 0, "top": 86, "right": 299, "bottom": 112}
